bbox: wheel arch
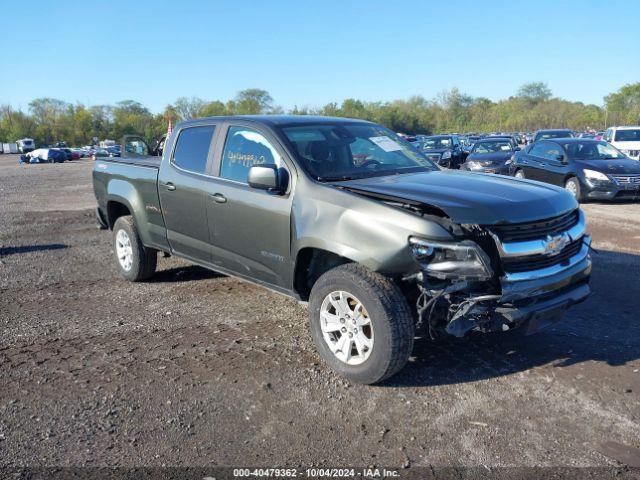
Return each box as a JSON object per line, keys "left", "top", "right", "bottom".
{"left": 106, "top": 200, "right": 132, "bottom": 229}
{"left": 293, "top": 247, "right": 355, "bottom": 301}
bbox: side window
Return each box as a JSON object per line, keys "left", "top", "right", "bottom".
{"left": 605, "top": 129, "right": 612, "bottom": 142}
{"left": 543, "top": 144, "right": 563, "bottom": 161}
{"left": 172, "top": 125, "right": 216, "bottom": 174}
{"left": 220, "top": 126, "right": 281, "bottom": 183}
{"left": 530, "top": 142, "right": 548, "bottom": 158}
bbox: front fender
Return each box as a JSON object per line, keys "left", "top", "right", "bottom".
{"left": 291, "top": 186, "right": 454, "bottom": 276}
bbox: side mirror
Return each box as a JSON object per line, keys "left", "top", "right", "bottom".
{"left": 248, "top": 164, "right": 285, "bottom": 192}
{"left": 556, "top": 154, "right": 567, "bottom": 163}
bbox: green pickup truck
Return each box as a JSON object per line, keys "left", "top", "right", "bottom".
{"left": 93, "top": 115, "right": 592, "bottom": 384}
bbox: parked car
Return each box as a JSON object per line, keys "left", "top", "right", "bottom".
{"left": 71, "top": 148, "right": 87, "bottom": 158}
{"left": 487, "top": 135, "right": 519, "bottom": 150}
{"left": 17, "top": 138, "right": 35, "bottom": 153}
{"left": 460, "top": 138, "right": 519, "bottom": 174}
{"left": 106, "top": 146, "right": 121, "bottom": 157}
{"left": 603, "top": 126, "right": 640, "bottom": 160}
{"left": 532, "top": 129, "right": 574, "bottom": 143}
{"left": 421, "top": 135, "right": 464, "bottom": 168}
{"left": 59, "top": 148, "right": 77, "bottom": 160}
{"left": 509, "top": 138, "right": 640, "bottom": 201}
{"left": 93, "top": 115, "right": 591, "bottom": 384}
{"left": 48, "top": 149, "right": 67, "bottom": 163}
{"left": 26, "top": 148, "right": 67, "bottom": 163}
{"left": 92, "top": 148, "right": 110, "bottom": 158}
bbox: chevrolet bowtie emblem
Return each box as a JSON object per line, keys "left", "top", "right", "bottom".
{"left": 544, "top": 233, "right": 570, "bottom": 256}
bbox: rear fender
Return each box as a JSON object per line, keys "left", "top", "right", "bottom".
{"left": 106, "top": 179, "right": 154, "bottom": 247}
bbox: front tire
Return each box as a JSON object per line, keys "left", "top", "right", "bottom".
{"left": 565, "top": 177, "right": 582, "bottom": 201}
{"left": 308, "top": 264, "right": 414, "bottom": 384}
{"left": 514, "top": 169, "right": 525, "bottom": 179}
{"left": 112, "top": 216, "right": 157, "bottom": 281}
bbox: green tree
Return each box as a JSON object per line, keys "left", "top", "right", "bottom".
{"left": 234, "top": 88, "right": 274, "bottom": 114}
{"left": 605, "top": 82, "right": 640, "bottom": 126}
{"left": 516, "top": 82, "right": 553, "bottom": 104}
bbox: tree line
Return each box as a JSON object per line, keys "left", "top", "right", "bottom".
{"left": 1, "top": 82, "right": 638, "bottom": 147}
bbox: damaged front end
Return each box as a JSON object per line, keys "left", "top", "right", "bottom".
{"left": 407, "top": 209, "right": 592, "bottom": 338}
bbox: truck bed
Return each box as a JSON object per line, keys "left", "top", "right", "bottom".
{"left": 93, "top": 154, "right": 169, "bottom": 252}
{"left": 96, "top": 155, "right": 161, "bottom": 169}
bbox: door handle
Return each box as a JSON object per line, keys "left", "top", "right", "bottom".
{"left": 210, "top": 193, "right": 227, "bottom": 204}
{"left": 164, "top": 182, "right": 176, "bottom": 191}
{"left": 539, "top": 163, "right": 546, "bottom": 167}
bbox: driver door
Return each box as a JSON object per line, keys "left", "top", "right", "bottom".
{"left": 205, "top": 122, "right": 295, "bottom": 289}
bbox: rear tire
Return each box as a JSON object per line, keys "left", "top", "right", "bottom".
{"left": 565, "top": 177, "right": 582, "bottom": 201}
{"left": 308, "top": 263, "right": 414, "bottom": 384}
{"left": 112, "top": 215, "right": 157, "bottom": 281}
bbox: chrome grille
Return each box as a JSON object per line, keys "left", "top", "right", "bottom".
{"left": 611, "top": 174, "right": 640, "bottom": 185}
{"left": 502, "top": 239, "right": 583, "bottom": 273}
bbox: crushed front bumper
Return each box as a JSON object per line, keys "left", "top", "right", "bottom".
{"left": 494, "top": 236, "right": 592, "bottom": 334}
{"left": 442, "top": 235, "right": 592, "bottom": 337}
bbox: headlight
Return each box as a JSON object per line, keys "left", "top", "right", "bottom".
{"left": 466, "top": 161, "right": 483, "bottom": 169}
{"left": 441, "top": 150, "right": 452, "bottom": 160}
{"left": 409, "top": 237, "right": 493, "bottom": 281}
{"left": 505, "top": 155, "right": 515, "bottom": 165}
{"left": 583, "top": 169, "right": 610, "bottom": 182}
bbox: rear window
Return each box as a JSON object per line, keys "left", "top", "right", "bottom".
{"left": 614, "top": 129, "right": 640, "bottom": 142}
{"left": 172, "top": 126, "right": 216, "bottom": 174}
{"left": 538, "top": 131, "right": 573, "bottom": 140}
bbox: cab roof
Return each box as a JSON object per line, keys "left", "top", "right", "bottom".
{"left": 177, "top": 115, "right": 374, "bottom": 129}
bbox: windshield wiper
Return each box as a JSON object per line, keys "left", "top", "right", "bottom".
{"left": 317, "top": 175, "right": 356, "bottom": 182}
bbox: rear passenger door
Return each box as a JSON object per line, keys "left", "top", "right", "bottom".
{"left": 521, "top": 142, "right": 549, "bottom": 181}
{"left": 205, "top": 122, "right": 295, "bottom": 289}
{"left": 158, "top": 123, "right": 218, "bottom": 262}
{"left": 539, "top": 143, "right": 568, "bottom": 186}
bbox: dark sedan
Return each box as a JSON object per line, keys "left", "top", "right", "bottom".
{"left": 460, "top": 139, "right": 519, "bottom": 174}
{"left": 532, "top": 129, "right": 574, "bottom": 143}
{"left": 509, "top": 139, "right": 640, "bottom": 201}
{"left": 421, "top": 135, "right": 464, "bottom": 169}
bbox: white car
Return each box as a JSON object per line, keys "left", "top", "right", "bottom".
{"left": 603, "top": 126, "right": 640, "bottom": 160}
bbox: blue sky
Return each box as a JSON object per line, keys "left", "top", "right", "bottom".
{"left": 2, "top": 0, "right": 639, "bottom": 112}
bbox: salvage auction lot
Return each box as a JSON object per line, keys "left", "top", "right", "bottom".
{"left": 0, "top": 154, "right": 639, "bottom": 468}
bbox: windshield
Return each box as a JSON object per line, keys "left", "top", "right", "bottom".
{"left": 538, "top": 131, "right": 573, "bottom": 141}
{"left": 422, "top": 137, "right": 452, "bottom": 150}
{"left": 472, "top": 141, "right": 513, "bottom": 153}
{"left": 281, "top": 123, "right": 438, "bottom": 181}
{"left": 614, "top": 129, "right": 640, "bottom": 142}
{"left": 561, "top": 141, "right": 626, "bottom": 160}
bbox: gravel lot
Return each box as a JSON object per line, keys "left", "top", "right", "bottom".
{"left": 0, "top": 153, "right": 639, "bottom": 470}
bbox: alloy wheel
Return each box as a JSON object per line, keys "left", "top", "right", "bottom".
{"left": 319, "top": 291, "right": 374, "bottom": 365}
{"left": 115, "top": 229, "right": 133, "bottom": 271}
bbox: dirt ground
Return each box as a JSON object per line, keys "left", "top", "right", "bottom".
{"left": 0, "top": 154, "right": 639, "bottom": 470}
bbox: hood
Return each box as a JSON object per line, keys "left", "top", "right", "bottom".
{"left": 466, "top": 152, "right": 513, "bottom": 164}
{"left": 575, "top": 158, "right": 640, "bottom": 174}
{"left": 338, "top": 170, "right": 577, "bottom": 225}
{"left": 612, "top": 140, "right": 640, "bottom": 149}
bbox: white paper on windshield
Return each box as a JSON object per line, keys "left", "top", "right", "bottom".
{"left": 370, "top": 136, "right": 403, "bottom": 152}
